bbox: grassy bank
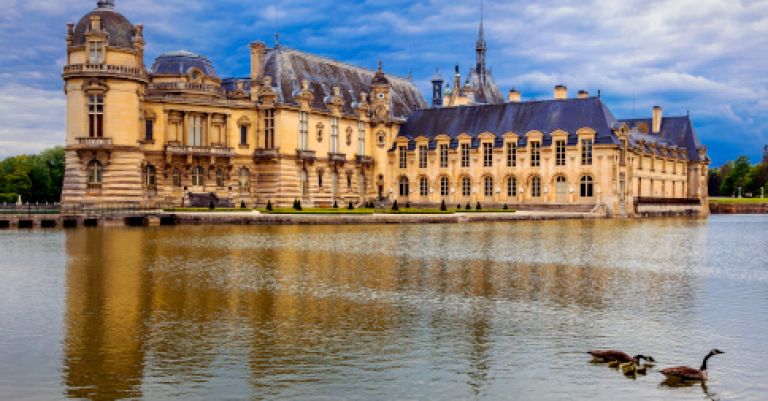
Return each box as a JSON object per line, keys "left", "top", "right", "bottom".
{"left": 709, "top": 197, "right": 768, "bottom": 204}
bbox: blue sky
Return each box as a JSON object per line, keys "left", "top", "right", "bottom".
{"left": 1, "top": 0, "right": 766, "bottom": 166}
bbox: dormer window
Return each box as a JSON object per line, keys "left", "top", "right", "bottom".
{"left": 189, "top": 69, "right": 203, "bottom": 83}
{"left": 89, "top": 40, "right": 104, "bottom": 64}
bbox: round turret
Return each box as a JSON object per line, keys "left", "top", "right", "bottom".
{"left": 71, "top": 1, "right": 134, "bottom": 48}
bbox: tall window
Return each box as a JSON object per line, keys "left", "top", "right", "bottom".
{"left": 332, "top": 170, "right": 339, "bottom": 195}
{"left": 507, "top": 142, "right": 517, "bottom": 167}
{"left": 359, "top": 173, "right": 366, "bottom": 194}
{"left": 580, "top": 175, "right": 594, "bottom": 197}
{"left": 419, "top": 145, "right": 428, "bottom": 168}
{"left": 419, "top": 177, "right": 429, "bottom": 196}
{"left": 300, "top": 169, "right": 308, "bottom": 195}
{"left": 530, "top": 141, "right": 541, "bottom": 167}
{"left": 87, "top": 160, "right": 103, "bottom": 186}
{"left": 238, "top": 167, "right": 250, "bottom": 193}
{"left": 483, "top": 143, "right": 493, "bottom": 167}
{"left": 144, "top": 165, "right": 156, "bottom": 189}
{"left": 440, "top": 176, "right": 449, "bottom": 196}
{"left": 461, "top": 177, "right": 471, "bottom": 197}
{"left": 264, "top": 109, "right": 275, "bottom": 148}
{"left": 357, "top": 121, "right": 366, "bottom": 155}
{"left": 330, "top": 117, "right": 339, "bottom": 153}
{"left": 188, "top": 115, "right": 204, "bottom": 146}
{"left": 145, "top": 119, "right": 154, "bottom": 142}
{"left": 399, "top": 176, "right": 409, "bottom": 197}
{"left": 439, "top": 144, "right": 449, "bottom": 168}
{"left": 88, "top": 94, "right": 104, "bottom": 138}
{"left": 531, "top": 176, "right": 541, "bottom": 197}
{"left": 399, "top": 145, "right": 408, "bottom": 169}
{"left": 507, "top": 176, "right": 517, "bottom": 197}
{"left": 581, "top": 138, "right": 593, "bottom": 166}
{"left": 318, "top": 169, "right": 324, "bottom": 188}
{"left": 461, "top": 143, "right": 470, "bottom": 168}
{"left": 346, "top": 172, "right": 352, "bottom": 192}
{"left": 299, "top": 111, "right": 308, "bottom": 150}
{"left": 240, "top": 125, "right": 248, "bottom": 146}
{"left": 215, "top": 168, "right": 224, "bottom": 188}
{"left": 89, "top": 41, "right": 104, "bottom": 64}
{"left": 555, "top": 140, "right": 566, "bottom": 166}
{"left": 484, "top": 176, "right": 494, "bottom": 197}
{"left": 172, "top": 168, "right": 181, "bottom": 187}
{"left": 192, "top": 166, "right": 204, "bottom": 187}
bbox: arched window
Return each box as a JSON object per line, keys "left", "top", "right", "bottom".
{"left": 580, "top": 175, "right": 594, "bottom": 197}
{"left": 461, "top": 177, "right": 471, "bottom": 197}
{"left": 144, "top": 165, "right": 156, "bottom": 189}
{"left": 215, "top": 168, "right": 224, "bottom": 188}
{"left": 87, "top": 160, "right": 103, "bottom": 187}
{"left": 172, "top": 168, "right": 181, "bottom": 187}
{"left": 484, "top": 176, "right": 494, "bottom": 197}
{"left": 507, "top": 176, "right": 517, "bottom": 197}
{"left": 192, "top": 166, "right": 204, "bottom": 187}
{"left": 300, "top": 169, "right": 308, "bottom": 195}
{"left": 419, "top": 177, "right": 429, "bottom": 196}
{"left": 531, "top": 176, "right": 541, "bottom": 198}
{"left": 399, "top": 176, "right": 409, "bottom": 197}
{"left": 440, "top": 176, "right": 450, "bottom": 197}
{"left": 238, "top": 167, "right": 250, "bottom": 193}
{"left": 330, "top": 117, "right": 339, "bottom": 153}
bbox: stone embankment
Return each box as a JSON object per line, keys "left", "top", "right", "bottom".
{"left": 709, "top": 202, "right": 768, "bottom": 214}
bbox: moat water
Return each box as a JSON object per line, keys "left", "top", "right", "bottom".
{"left": 1, "top": 216, "right": 767, "bottom": 401}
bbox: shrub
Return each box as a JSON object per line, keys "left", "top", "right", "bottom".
{"left": 392, "top": 200, "right": 399, "bottom": 211}
{"left": 333, "top": 201, "right": 339, "bottom": 209}
{"left": 208, "top": 200, "right": 215, "bottom": 210}
{"left": 457, "top": 204, "right": 461, "bottom": 210}
{"left": 405, "top": 201, "right": 411, "bottom": 209}
{"left": 476, "top": 202, "right": 482, "bottom": 210}
{"left": 502, "top": 204, "right": 508, "bottom": 210}
{"left": 440, "top": 200, "right": 447, "bottom": 211}
{"left": 347, "top": 202, "right": 354, "bottom": 210}
{"left": 240, "top": 201, "right": 246, "bottom": 209}
{"left": 465, "top": 203, "right": 471, "bottom": 210}
{"left": 296, "top": 200, "right": 303, "bottom": 211}
{"left": 266, "top": 200, "right": 273, "bottom": 211}
{"left": 0, "top": 193, "right": 18, "bottom": 204}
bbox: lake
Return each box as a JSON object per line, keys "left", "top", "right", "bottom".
{"left": 1, "top": 216, "right": 767, "bottom": 400}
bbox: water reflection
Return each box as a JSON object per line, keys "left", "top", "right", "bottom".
{"left": 55, "top": 218, "right": 768, "bottom": 400}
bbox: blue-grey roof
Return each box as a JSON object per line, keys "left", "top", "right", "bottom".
{"left": 621, "top": 116, "right": 704, "bottom": 161}
{"left": 150, "top": 51, "right": 218, "bottom": 77}
{"left": 72, "top": 9, "right": 134, "bottom": 48}
{"left": 397, "top": 97, "right": 620, "bottom": 147}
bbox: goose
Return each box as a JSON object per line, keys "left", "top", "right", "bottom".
{"left": 660, "top": 349, "right": 724, "bottom": 381}
{"left": 588, "top": 350, "right": 655, "bottom": 364}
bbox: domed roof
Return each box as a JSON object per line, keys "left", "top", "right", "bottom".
{"left": 72, "top": 2, "right": 135, "bottom": 49}
{"left": 371, "top": 60, "right": 390, "bottom": 85}
{"left": 431, "top": 68, "right": 444, "bottom": 82}
{"left": 150, "top": 51, "right": 218, "bottom": 77}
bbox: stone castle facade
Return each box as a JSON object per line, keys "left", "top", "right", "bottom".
{"left": 62, "top": 1, "right": 710, "bottom": 216}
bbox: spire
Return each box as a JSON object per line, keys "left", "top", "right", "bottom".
{"left": 475, "top": 0, "right": 487, "bottom": 81}
{"left": 97, "top": 0, "right": 115, "bottom": 9}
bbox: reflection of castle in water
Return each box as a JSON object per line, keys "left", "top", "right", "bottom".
{"left": 62, "top": 224, "right": 702, "bottom": 399}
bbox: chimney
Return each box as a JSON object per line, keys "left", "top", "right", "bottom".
{"left": 577, "top": 90, "right": 589, "bottom": 99}
{"left": 508, "top": 89, "right": 521, "bottom": 102}
{"left": 652, "top": 106, "right": 663, "bottom": 134}
{"left": 250, "top": 41, "right": 266, "bottom": 82}
{"left": 554, "top": 85, "right": 568, "bottom": 100}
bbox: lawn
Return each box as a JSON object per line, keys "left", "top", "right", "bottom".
{"left": 709, "top": 197, "right": 768, "bottom": 204}
{"left": 163, "top": 207, "right": 258, "bottom": 212}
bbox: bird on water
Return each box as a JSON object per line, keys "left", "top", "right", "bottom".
{"left": 588, "top": 350, "right": 655, "bottom": 364}
{"left": 660, "top": 349, "right": 724, "bottom": 382}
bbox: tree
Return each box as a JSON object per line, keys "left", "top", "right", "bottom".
{"left": 720, "top": 156, "right": 751, "bottom": 196}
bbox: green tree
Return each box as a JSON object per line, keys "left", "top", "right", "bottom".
{"left": 0, "top": 147, "right": 65, "bottom": 203}
{"left": 720, "top": 156, "right": 751, "bottom": 196}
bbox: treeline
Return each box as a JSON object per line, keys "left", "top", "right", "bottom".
{"left": 0, "top": 147, "right": 65, "bottom": 204}
{"left": 708, "top": 156, "right": 768, "bottom": 197}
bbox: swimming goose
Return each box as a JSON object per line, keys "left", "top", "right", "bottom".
{"left": 660, "top": 349, "right": 724, "bottom": 381}
{"left": 588, "top": 350, "right": 655, "bottom": 364}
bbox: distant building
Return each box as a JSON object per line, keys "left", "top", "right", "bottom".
{"left": 60, "top": 0, "right": 710, "bottom": 216}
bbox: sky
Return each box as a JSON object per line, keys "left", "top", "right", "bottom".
{"left": 0, "top": 0, "right": 766, "bottom": 166}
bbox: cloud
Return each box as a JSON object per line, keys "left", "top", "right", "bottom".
{"left": 0, "top": 85, "right": 65, "bottom": 158}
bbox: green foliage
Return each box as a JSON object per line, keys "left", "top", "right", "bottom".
{"left": 266, "top": 200, "right": 273, "bottom": 211}
{"left": 0, "top": 147, "right": 64, "bottom": 203}
{"left": 711, "top": 155, "right": 768, "bottom": 197}
{"left": 440, "top": 200, "right": 447, "bottom": 211}
{"left": 391, "top": 200, "right": 399, "bottom": 211}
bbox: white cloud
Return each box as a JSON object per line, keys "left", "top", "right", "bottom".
{"left": 0, "top": 85, "right": 65, "bottom": 158}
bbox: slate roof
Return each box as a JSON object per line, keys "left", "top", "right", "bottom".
{"left": 465, "top": 69, "right": 505, "bottom": 104}
{"left": 262, "top": 47, "right": 427, "bottom": 119}
{"left": 72, "top": 9, "right": 134, "bottom": 48}
{"left": 398, "top": 97, "right": 620, "bottom": 149}
{"left": 621, "top": 116, "right": 704, "bottom": 161}
{"left": 151, "top": 51, "right": 219, "bottom": 77}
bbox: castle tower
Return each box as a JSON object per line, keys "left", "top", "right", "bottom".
{"left": 431, "top": 68, "right": 444, "bottom": 107}
{"left": 370, "top": 61, "right": 391, "bottom": 123}
{"left": 475, "top": 2, "right": 487, "bottom": 83}
{"left": 62, "top": 0, "right": 148, "bottom": 206}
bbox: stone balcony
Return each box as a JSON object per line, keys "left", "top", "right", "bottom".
{"left": 254, "top": 148, "right": 280, "bottom": 162}
{"left": 71, "top": 137, "right": 113, "bottom": 149}
{"left": 165, "top": 144, "right": 234, "bottom": 158}
{"left": 148, "top": 82, "right": 225, "bottom": 97}
{"left": 328, "top": 152, "right": 346, "bottom": 166}
{"left": 355, "top": 155, "right": 373, "bottom": 167}
{"left": 63, "top": 64, "right": 148, "bottom": 82}
{"left": 296, "top": 149, "right": 317, "bottom": 164}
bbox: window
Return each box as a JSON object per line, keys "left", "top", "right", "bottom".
{"left": 300, "top": 169, "right": 308, "bottom": 195}
{"left": 264, "top": 109, "right": 275, "bottom": 148}
{"left": 192, "top": 166, "right": 204, "bottom": 187}
{"left": 440, "top": 176, "right": 449, "bottom": 196}
{"left": 144, "top": 165, "right": 156, "bottom": 189}
{"left": 299, "top": 111, "right": 308, "bottom": 150}
{"left": 172, "top": 168, "right": 181, "bottom": 187}
{"left": 530, "top": 141, "right": 541, "bottom": 167}
{"left": 188, "top": 115, "right": 204, "bottom": 146}
{"left": 145, "top": 119, "right": 154, "bottom": 142}
{"left": 238, "top": 168, "right": 250, "bottom": 192}
{"left": 484, "top": 176, "right": 494, "bottom": 197}
{"left": 420, "top": 177, "right": 428, "bottom": 196}
{"left": 240, "top": 125, "right": 248, "bottom": 146}
{"left": 419, "top": 145, "right": 428, "bottom": 168}
{"left": 318, "top": 169, "right": 324, "bottom": 188}
{"left": 88, "top": 95, "right": 104, "bottom": 138}
{"left": 581, "top": 138, "right": 593, "bottom": 166}
{"left": 439, "top": 144, "right": 449, "bottom": 168}
{"left": 531, "top": 176, "right": 541, "bottom": 197}
{"left": 507, "top": 176, "right": 517, "bottom": 197}
{"left": 461, "top": 177, "right": 472, "bottom": 197}
{"left": 359, "top": 173, "right": 366, "bottom": 194}
{"left": 483, "top": 143, "right": 493, "bottom": 167}
{"left": 555, "top": 140, "right": 566, "bottom": 166}
{"left": 461, "top": 143, "right": 470, "bottom": 167}
{"left": 87, "top": 160, "right": 103, "bottom": 186}
{"left": 399, "top": 145, "right": 408, "bottom": 169}
{"left": 357, "top": 121, "right": 366, "bottom": 155}
{"left": 377, "top": 131, "right": 386, "bottom": 146}
{"left": 215, "top": 168, "right": 224, "bottom": 188}
{"left": 580, "top": 175, "right": 594, "bottom": 197}
{"left": 89, "top": 40, "right": 104, "bottom": 64}
{"left": 346, "top": 172, "right": 352, "bottom": 192}
{"left": 332, "top": 170, "right": 339, "bottom": 195}
{"left": 399, "top": 176, "right": 409, "bottom": 197}
{"left": 507, "top": 142, "right": 517, "bottom": 167}
{"left": 330, "top": 117, "right": 339, "bottom": 153}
